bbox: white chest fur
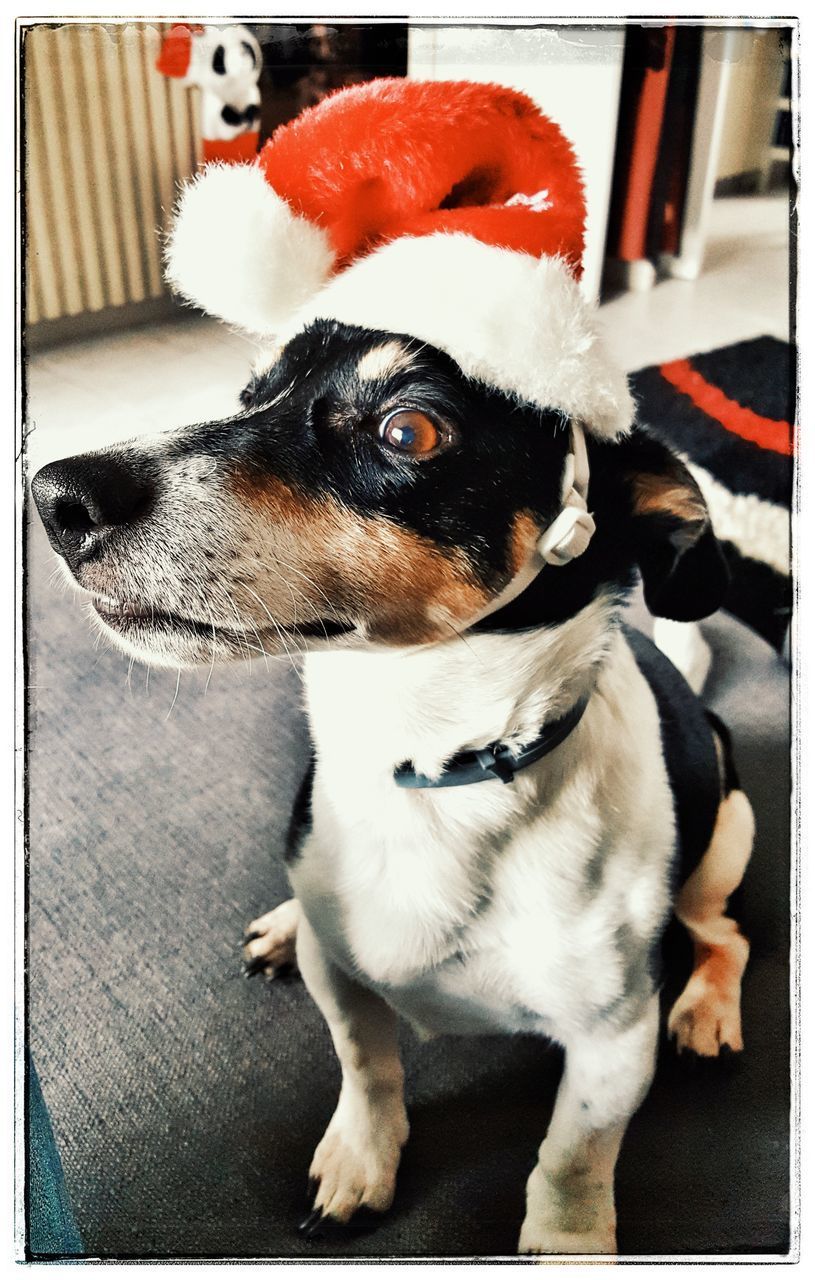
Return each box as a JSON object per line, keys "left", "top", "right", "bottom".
{"left": 290, "top": 601, "right": 676, "bottom": 1044}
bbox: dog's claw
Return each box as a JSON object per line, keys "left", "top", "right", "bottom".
{"left": 243, "top": 929, "right": 262, "bottom": 944}
{"left": 242, "top": 956, "right": 267, "bottom": 978}
{"left": 299, "top": 1211, "right": 355, "bottom": 1243}
{"left": 299, "top": 1208, "right": 325, "bottom": 1238}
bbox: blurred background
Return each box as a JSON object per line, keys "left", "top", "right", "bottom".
{"left": 22, "top": 23, "right": 792, "bottom": 329}
{"left": 23, "top": 22, "right": 410, "bottom": 347}
{"left": 22, "top": 22, "right": 793, "bottom": 463}
{"left": 22, "top": 20, "right": 795, "bottom": 1262}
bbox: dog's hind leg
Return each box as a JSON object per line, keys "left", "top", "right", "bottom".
{"left": 668, "top": 788, "right": 754, "bottom": 1056}
{"left": 243, "top": 898, "right": 301, "bottom": 977}
{"left": 297, "top": 913, "right": 408, "bottom": 1235}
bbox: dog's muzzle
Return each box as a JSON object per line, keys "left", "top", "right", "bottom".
{"left": 31, "top": 452, "right": 158, "bottom": 573}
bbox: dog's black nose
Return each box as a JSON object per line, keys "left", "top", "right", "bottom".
{"left": 31, "top": 451, "right": 157, "bottom": 570}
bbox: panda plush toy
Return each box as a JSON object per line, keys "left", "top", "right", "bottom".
{"left": 156, "top": 23, "right": 262, "bottom": 164}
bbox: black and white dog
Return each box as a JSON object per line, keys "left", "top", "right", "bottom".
{"left": 32, "top": 321, "right": 753, "bottom": 1255}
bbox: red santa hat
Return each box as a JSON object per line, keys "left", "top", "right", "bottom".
{"left": 165, "top": 78, "right": 632, "bottom": 439}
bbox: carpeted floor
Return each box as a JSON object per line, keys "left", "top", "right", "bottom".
{"left": 26, "top": 507, "right": 791, "bottom": 1259}
{"left": 26, "top": 323, "right": 793, "bottom": 1259}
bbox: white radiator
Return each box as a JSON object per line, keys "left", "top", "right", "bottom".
{"left": 24, "top": 22, "right": 202, "bottom": 329}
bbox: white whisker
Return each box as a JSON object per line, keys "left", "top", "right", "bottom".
{"left": 444, "top": 620, "right": 488, "bottom": 670}
{"left": 243, "top": 584, "right": 302, "bottom": 680}
{"left": 165, "top": 668, "right": 181, "bottom": 721}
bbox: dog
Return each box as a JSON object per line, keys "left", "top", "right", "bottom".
{"left": 32, "top": 318, "right": 754, "bottom": 1255}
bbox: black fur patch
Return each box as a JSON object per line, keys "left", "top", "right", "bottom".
{"left": 718, "top": 540, "right": 791, "bottom": 652}
{"left": 478, "top": 430, "right": 728, "bottom": 632}
{"left": 475, "top": 436, "right": 641, "bottom": 632}
{"left": 168, "top": 323, "right": 725, "bottom": 635}
{"left": 704, "top": 709, "right": 741, "bottom": 795}
{"left": 198, "top": 322, "right": 572, "bottom": 595}
{"left": 624, "top": 624, "right": 720, "bottom": 891}
{"left": 285, "top": 755, "right": 315, "bottom": 865}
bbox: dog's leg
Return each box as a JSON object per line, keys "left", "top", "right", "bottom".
{"left": 243, "top": 898, "right": 301, "bottom": 977}
{"left": 669, "top": 789, "right": 754, "bottom": 1056}
{"left": 297, "top": 913, "right": 409, "bottom": 1233}
{"left": 519, "top": 993, "right": 659, "bottom": 1255}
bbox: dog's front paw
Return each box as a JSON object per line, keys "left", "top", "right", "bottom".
{"left": 519, "top": 1165, "right": 616, "bottom": 1255}
{"left": 300, "top": 1090, "right": 409, "bottom": 1236}
{"left": 242, "top": 898, "right": 301, "bottom": 979}
{"left": 518, "top": 1220, "right": 617, "bottom": 1255}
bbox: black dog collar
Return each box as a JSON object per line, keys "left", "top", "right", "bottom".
{"left": 394, "top": 694, "right": 590, "bottom": 789}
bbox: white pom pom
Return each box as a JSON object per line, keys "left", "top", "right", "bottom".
{"left": 165, "top": 163, "right": 335, "bottom": 335}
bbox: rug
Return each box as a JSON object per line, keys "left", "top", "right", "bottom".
{"left": 630, "top": 335, "right": 794, "bottom": 652}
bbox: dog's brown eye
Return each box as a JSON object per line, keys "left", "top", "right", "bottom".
{"left": 378, "top": 410, "right": 442, "bottom": 457}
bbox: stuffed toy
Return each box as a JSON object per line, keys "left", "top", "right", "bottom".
{"left": 166, "top": 77, "right": 631, "bottom": 440}
{"left": 156, "top": 23, "right": 262, "bottom": 164}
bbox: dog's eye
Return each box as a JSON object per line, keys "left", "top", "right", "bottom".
{"left": 377, "top": 410, "right": 443, "bottom": 457}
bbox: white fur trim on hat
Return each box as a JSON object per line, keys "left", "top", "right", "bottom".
{"left": 165, "top": 163, "right": 335, "bottom": 335}
{"left": 285, "top": 234, "right": 633, "bottom": 439}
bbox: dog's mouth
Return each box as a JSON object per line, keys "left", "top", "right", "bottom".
{"left": 90, "top": 597, "right": 353, "bottom": 643}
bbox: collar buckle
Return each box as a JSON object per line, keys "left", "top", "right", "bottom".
{"left": 474, "top": 743, "right": 518, "bottom": 784}
{"left": 393, "top": 694, "right": 590, "bottom": 791}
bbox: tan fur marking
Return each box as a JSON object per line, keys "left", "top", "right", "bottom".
{"left": 509, "top": 512, "right": 543, "bottom": 576}
{"left": 355, "top": 341, "right": 414, "bottom": 383}
{"left": 630, "top": 470, "right": 707, "bottom": 526}
{"left": 227, "top": 471, "right": 489, "bottom": 645}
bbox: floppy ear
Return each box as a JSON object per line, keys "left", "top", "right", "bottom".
{"left": 619, "top": 432, "right": 729, "bottom": 622}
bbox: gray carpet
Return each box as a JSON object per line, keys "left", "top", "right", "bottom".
{"left": 26, "top": 515, "right": 791, "bottom": 1258}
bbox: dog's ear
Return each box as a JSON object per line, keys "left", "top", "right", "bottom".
{"left": 615, "top": 432, "right": 729, "bottom": 621}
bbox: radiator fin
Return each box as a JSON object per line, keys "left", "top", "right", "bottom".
{"left": 24, "top": 22, "right": 202, "bottom": 330}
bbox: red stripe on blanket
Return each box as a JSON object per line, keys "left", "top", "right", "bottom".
{"left": 659, "top": 358, "right": 793, "bottom": 456}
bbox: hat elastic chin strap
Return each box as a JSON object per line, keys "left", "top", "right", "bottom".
{"left": 468, "top": 421, "right": 596, "bottom": 627}
{"left": 538, "top": 418, "right": 596, "bottom": 564}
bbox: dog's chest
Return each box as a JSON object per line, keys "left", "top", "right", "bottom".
{"left": 292, "top": 630, "right": 675, "bottom": 1040}
{"left": 290, "top": 752, "right": 672, "bottom": 1041}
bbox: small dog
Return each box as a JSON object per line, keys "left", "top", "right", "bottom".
{"left": 32, "top": 320, "right": 753, "bottom": 1255}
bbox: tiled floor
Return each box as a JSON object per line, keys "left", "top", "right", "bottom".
{"left": 600, "top": 194, "right": 791, "bottom": 370}
{"left": 25, "top": 194, "right": 791, "bottom": 475}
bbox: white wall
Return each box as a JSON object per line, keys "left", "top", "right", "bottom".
{"left": 407, "top": 24, "right": 625, "bottom": 301}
